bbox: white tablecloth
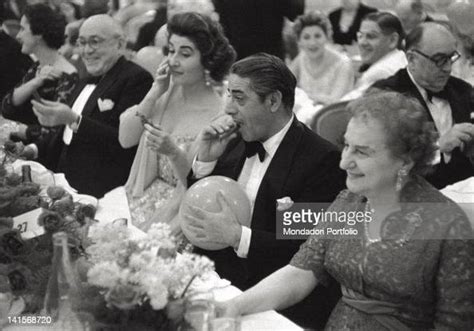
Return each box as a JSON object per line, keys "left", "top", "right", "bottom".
{"left": 440, "top": 177, "right": 474, "bottom": 227}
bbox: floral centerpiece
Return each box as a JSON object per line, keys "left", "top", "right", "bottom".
{"left": 0, "top": 157, "right": 95, "bottom": 312}
{"left": 68, "top": 223, "right": 215, "bottom": 330}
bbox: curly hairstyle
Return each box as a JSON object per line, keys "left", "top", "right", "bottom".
{"left": 167, "top": 12, "right": 236, "bottom": 82}
{"left": 24, "top": 4, "right": 66, "bottom": 50}
{"left": 293, "top": 11, "right": 332, "bottom": 40}
{"left": 347, "top": 90, "right": 438, "bottom": 176}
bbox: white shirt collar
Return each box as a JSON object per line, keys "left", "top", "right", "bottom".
{"left": 261, "top": 114, "right": 294, "bottom": 159}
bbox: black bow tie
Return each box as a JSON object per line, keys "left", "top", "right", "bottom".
{"left": 426, "top": 89, "right": 448, "bottom": 102}
{"left": 85, "top": 75, "right": 103, "bottom": 85}
{"left": 244, "top": 141, "right": 266, "bottom": 162}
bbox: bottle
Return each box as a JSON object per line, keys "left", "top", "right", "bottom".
{"left": 21, "top": 165, "right": 32, "bottom": 183}
{"left": 43, "top": 232, "right": 84, "bottom": 328}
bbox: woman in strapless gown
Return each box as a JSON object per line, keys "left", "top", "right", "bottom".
{"left": 119, "top": 12, "right": 236, "bottom": 232}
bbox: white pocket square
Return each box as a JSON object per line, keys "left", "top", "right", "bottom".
{"left": 276, "top": 196, "right": 294, "bottom": 211}
{"left": 97, "top": 98, "right": 114, "bottom": 112}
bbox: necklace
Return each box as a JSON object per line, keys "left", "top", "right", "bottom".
{"left": 364, "top": 201, "right": 380, "bottom": 244}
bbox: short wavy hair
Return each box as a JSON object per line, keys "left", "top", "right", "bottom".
{"left": 293, "top": 11, "right": 332, "bottom": 40}
{"left": 230, "top": 53, "right": 297, "bottom": 112}
{"left": 167, "top": 12, "right": 236, "bottom": 82}
{"left": 347, "top": 90, "right": 438, "bottom": 176}
{"left": 363, "top": 12, "right": 405, "bottom": 50}
{"left": 24, "top": 4, "right": 66, "bottom": 50}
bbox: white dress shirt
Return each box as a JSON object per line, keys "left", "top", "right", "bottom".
{"left": 63, "top": 84, "right": 97, "bottom": 145}
{"left": 407, "top": 69, "right": 453, "bottom": 163}
{"left": 192, "top": 115, "right": 294, "bottom": 258}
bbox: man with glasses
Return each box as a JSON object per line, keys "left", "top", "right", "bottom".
{"left": 373, "top": 22, "right": 474, "bottom": 189}
{"left": 31, "top": 14, "right": 153, "bottom": 197}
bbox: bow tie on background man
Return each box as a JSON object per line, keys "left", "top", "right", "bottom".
{"left": 85, "top": 75, "right": 103, "bottom": 85}
{"left": 244, "top": 141, "right": 266, "bottom": 162}
{"left": 426, "top": 88, "right": 448, "bottom": 102}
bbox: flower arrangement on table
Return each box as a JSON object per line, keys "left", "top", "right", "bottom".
{"left": 0, "top": 161, "right": 95, "bottom": 313}
{"left": 67, "top": 222, "right": 215, "bottom": 330}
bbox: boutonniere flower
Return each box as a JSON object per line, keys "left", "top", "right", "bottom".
{"left": 97, "top": 98, "right": 114, "bottom": 112}
{"left": 276, "top": 196, "right": 294, "bottom": 211}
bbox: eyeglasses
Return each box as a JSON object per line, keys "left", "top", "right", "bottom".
{"left": 76, "top": 36, "right": 118, "bottom": 50}
{"left": 411, "top": 49, "right": 461, "bottom": 68}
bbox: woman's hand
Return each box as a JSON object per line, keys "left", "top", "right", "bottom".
{"left": 144, "top": 123, "right": 180, "bottom": 158}
{"left": 152, "top": 59, "right": 171, "bottom": 94}
{"left": 33, "top": 65, "right": 62, "bottom": 88}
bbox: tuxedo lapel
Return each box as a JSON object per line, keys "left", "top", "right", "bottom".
{"left": 79, "top": 57, "right": 126, "bottom": 117}
{"left": 445, "top": 80, "right": 470, "bottom": 124}
{"left": 398, "top": 69, "right": 435, "bottom": 122}
{"left": 251, "top": 118, "right": 302, "bottom": 228}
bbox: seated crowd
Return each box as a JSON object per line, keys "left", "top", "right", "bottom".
{"left": 0, "top": 0, "right": 473, "bottom": 329}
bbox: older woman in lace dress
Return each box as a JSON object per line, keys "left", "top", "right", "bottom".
{"left": 119, "top": 12, "right": 235, "bottom": 231}
{"left": 218, "top": 91, "right": 474, "bottom": 330}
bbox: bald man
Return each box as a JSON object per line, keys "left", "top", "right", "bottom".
{"left": 31, "top": 15, "right": 153, "bottom": 197}
{"left": 373, "top": 22, "right": 474, "bottom": 189}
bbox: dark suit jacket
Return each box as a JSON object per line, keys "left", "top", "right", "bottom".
{"left": 188, "top": 118, "right": 346, "bottom": 328}
{"left": 329, "top": 4, "right": 377, "bottom": 45}
{"left": 213, "top": 0, "right": 304, "bottom": 60}
{"left": 53, "top": 57, "right": 153, "bottom": 198}
{"left": 372, "top": 68, "right": 474, "bottom": 189}
{"left": 0, "top": 30, "right": 32, "bottom": 101}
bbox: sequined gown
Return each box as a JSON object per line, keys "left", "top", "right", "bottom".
{"left": 126, "top": 135, "right": 195, "bottom": 231}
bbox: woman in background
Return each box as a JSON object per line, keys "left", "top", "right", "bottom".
{"left": 1, "top": 3, "right": 78, "bottom": 170}
{"left": 219, "top": 91, "right": 474, "bottom": 330}
{"left": 119, "top": 12, "right": 235, "bottom": 231}
{"left": 290, "top": 11, "right": 354, "bottom": 105}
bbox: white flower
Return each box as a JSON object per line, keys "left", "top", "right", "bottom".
{"left": 97, "top": 98, "right": 114, "bottom": 112}
{"left": 276, "top": 196, "right": 294, "bottom": 211}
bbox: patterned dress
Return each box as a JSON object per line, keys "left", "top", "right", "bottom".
{"left": 127, "top": 135, "right": 195, "bottom": 231}
{"left": 291, "top": 176, "right": 474, "bottom": 330}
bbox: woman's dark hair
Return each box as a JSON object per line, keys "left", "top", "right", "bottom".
{"left": 293, "top": 11, "right": 332, "bottom": 40}
{"left": 347, "top": 90, "right": 438, "bottom": 176}
{"left": 24, "top": 4, "right": 66, "bottom": 50}
{"left": 363, "top": 12, "right": 405, "bottom": 50}
{"left": 167, "top": 12, "right": 236, "bottom": 82}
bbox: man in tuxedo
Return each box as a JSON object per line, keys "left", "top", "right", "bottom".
{"left": 31, "top": 15, "right": 153, "bottom": 198}
{"left": 185, "top": 53, "right": 345, "bottom": 328}
{"left": 372, "top": 22, "right": 474, "bottom": 189}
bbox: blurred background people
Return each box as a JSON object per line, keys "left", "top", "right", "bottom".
{"left": 218, "top": 91, "right": 474, "bottom": 330}
{"left": 120, "top": 12, "right": 236, "bottom": 230}
{"left": 329, "top": 0, "right": 377, "bottom": 46}
{"left": 290, "top": 11, "right": 355, "bottom": 105}
{"left": 213, "top": 0, "right": 304, "bottom": 60}
{"left": 342, "top": 11, "right": 406, "bottom": 100}
{"left": 1, "top": 3, "right": 78, "bottom": 170}
{"left": 394, "top": 0, "right": 433, "bottom": 34}
{"left": 0, "top": 3, "right": 32, "bottom": 101}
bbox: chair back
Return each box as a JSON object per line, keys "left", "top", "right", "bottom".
{"left": 310, "top": 101, "right": 351, "bottom": 150}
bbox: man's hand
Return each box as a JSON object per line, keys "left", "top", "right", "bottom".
{"left": 196, "top": 114, "right": 238, "bottom": 162}
{"left": 31, "top": 99, "right": 77, "bottom": 127}
{"left": 438, "top": 123, "right": 474, "bottom": 153}
{"left": 182, "top": 191, "right": 242, "bottom": 249}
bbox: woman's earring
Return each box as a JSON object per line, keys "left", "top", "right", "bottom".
{"left": 395, "top": 167, "right": 408, "bottom": 192}
{"left": 204, "top": 69, "right": 212, "bottom": 86}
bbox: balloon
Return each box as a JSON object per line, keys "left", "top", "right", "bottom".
{"left": 180, "top": 176, "right": 251, "bottom": 250}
